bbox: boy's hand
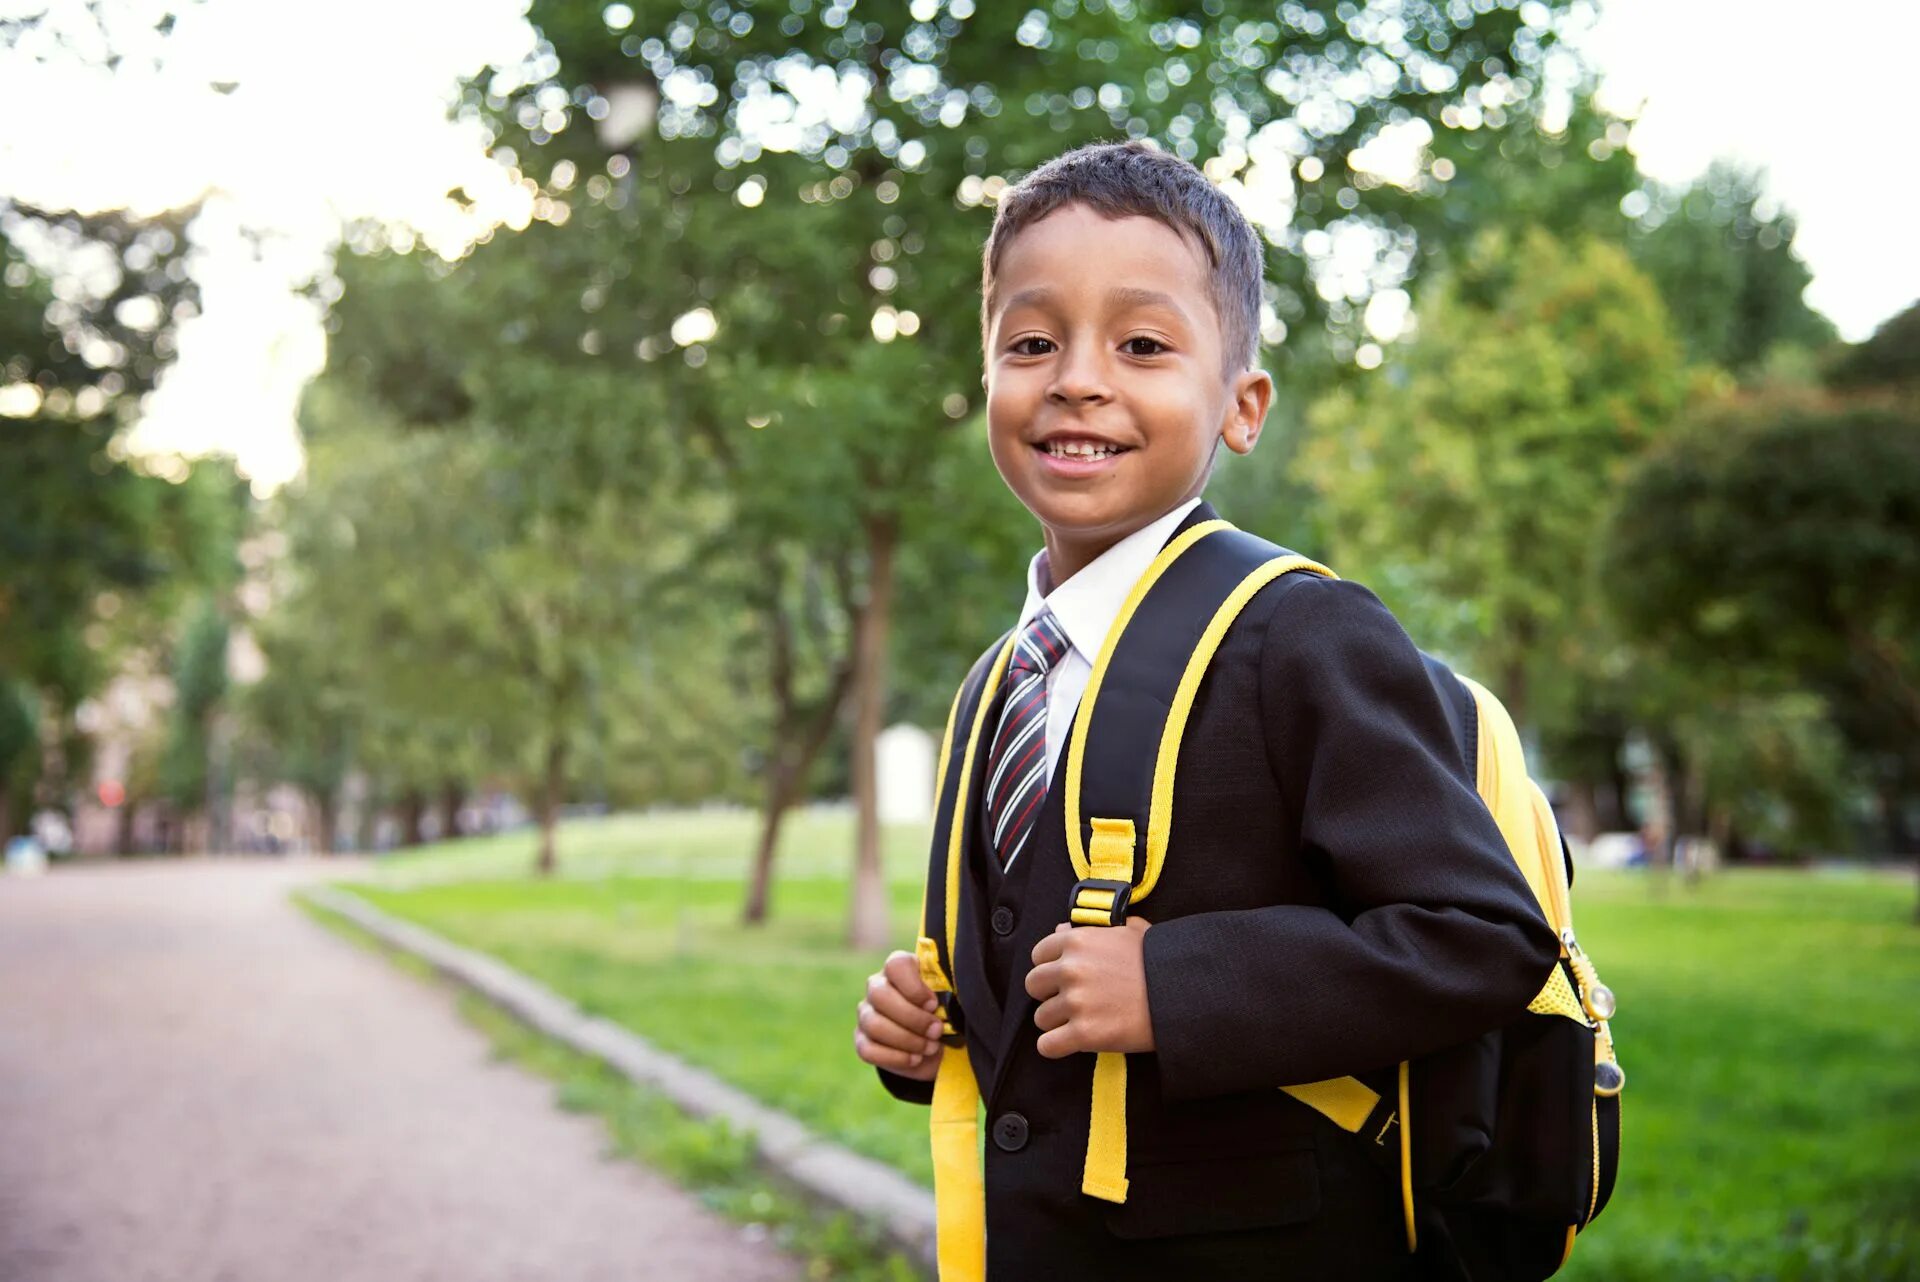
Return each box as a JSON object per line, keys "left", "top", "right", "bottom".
{"left": 1026, "top": 918, "right": 1156, "bottom": 1058}
{"left": 854, "top": 949, "right": 946, "bottom": 1082}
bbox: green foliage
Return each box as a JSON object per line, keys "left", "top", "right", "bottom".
{"left": 348, "top": 811, "right": 1920, "bottom": 1279}
{"left": 284, "top": 229, "right": 757, "bottom": 842}
{"left": 1627, "top": 161, "right": 1836, "bottom": 376}
{"left": 459, "top": 0, "right": 1600, "bottom": 761}
{"left": 1603, "top": 397, "right": 1920, "bottom": 802}
{"left": 1301, "top": 225, "right": 1689, "bottom": 727}
{"left": 1827, "top": 301, "right": 1920, "bottom": 394}
{"left": 158, "top": 594, "right": 228, "bottom": 813}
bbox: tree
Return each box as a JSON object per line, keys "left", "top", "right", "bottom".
{"left": 285, "top": 227, "right": 735, "bottom": 872}
{"left": 1627, "top": 161, "right": 1836, "bottom": 377}
{"left": 456, "top": 0, "right": 1591, "bottom": 946}
{"left": 0, "top": 198, "right": 240, "bottom": 836}
{"left": 157, "top": 594, "right": 228, "bottom": 850}
{"left": 1827, "top": 301, "right": 1920, "bottom": 396}
{"left": 1300, "top": 226, "right": 1690, "bottom": 736}
{"left": 1602, "top": 397, "right": 1920, "bottom": 860}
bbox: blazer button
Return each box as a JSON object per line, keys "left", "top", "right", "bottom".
{"left": 990, "top": 906, "right": 1015, "bottom": 936}
{"left": 992, "top": 1112, "right": 1029, "bottom": 1152}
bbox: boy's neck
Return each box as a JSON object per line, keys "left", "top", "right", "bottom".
{"left": 1040, "top": 497, "right": 1198, "bottom": 590}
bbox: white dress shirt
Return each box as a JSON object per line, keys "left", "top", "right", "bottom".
{"left": 1011, "top": 497, "right": 1205, "bottom": 823}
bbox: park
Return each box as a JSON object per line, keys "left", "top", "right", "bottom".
{"left": 2, "top": 0, "right": 1916, "bottom": 1278}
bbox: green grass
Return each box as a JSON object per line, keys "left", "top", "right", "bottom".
{"left": 294, "top": 892, "right": 927, "bottom": 1282}
{"left": 334, "top": 811, "right": 1920, "bottom": 1281}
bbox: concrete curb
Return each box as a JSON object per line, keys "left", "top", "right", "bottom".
{"left": 299, "top": 885, "right": 938, "bottom": 1268}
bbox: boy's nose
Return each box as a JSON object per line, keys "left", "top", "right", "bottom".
{"left": 1047, "top": 357, "right": 1112, "bottom": 404}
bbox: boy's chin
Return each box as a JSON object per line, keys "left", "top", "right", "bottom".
{"left": 1024, "top": 491, "right": 1161, "bottom": 540}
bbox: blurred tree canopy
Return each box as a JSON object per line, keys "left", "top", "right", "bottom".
{"left": 1301, "top": 225, "right": 1690, "bottom": 730}
{"left": 427, "top": 0, "right": 1603, "bottom": 941}
{"left": 1604, "top": 398, "right": 1920, "bottom": 852}
{"left": 0, "top": 197, "right": 240, "bottom": 841}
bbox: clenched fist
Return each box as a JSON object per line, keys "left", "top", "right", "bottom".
{"left": 854, "top": 949, "right": 946, "bottom": 1082}
{"left": 1025, "top": 917, "right": 1157, "bottom": 1058}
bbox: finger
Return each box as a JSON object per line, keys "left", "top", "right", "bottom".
{"left": 1024, "top": 958, "right": 1063, "bottom": 1002}
{"left": 855, "top": 1028, "right": 932, "bottom": 1073}
{"left": 858, "top": 999, "right": 941, "bottom": 1055}
{"left": 868, "top": 973, "right": 945, "bottom": 1046}
{"left": 1030, "top": 927, "right": 1070, "bottom": 967}
{"left": 883, "top": 950, "right": 939, "bottom": 1011}
{"left": 1035, "top": 1023, "right": 1079, "bottom": 1059}
{"left": 1032, "top": 992, "right": 1071, "bottom": 1033}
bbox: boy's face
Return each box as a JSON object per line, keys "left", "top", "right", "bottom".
{"left": 982, "top": 202, "right": 1272, "bottom": 570}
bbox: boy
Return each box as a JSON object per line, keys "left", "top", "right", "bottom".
{"left": 853, "top": 139, "right": 1559, "bottom": 1280}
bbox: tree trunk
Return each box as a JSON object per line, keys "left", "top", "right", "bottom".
{"left": 1606, "top": 752, "right": 1633, "bottom": 832}
{"left": 1500, "top": 655, "right": 1529, "bottom": 749}
{"left": 535, "top": 731, "right": 567, "bottom": 878}
{"left": 744, "top": 761, "right": 799, "bottom": 926}
{"left": 115, "top": 800, "right": 136, "bottom": 856}
{"left": 315, "top": 788, "right": 338, "bottom": 855}
{"left": 355, "top": 788, "right": 380, "bottom": 853}
{"left": 1565, "top": 779, "right": 1601, "bottom": 845}
{"left": 847, "top": 513, "right": 897, "bottom": 952}
{"left": 399, "top": 791, "right": 425, "bottom": 847}
{"left": 437, "top": 781, "right": 463, "bottom": 842}
{"left": 744, "top": 681, "right": 854, "bottom": 926}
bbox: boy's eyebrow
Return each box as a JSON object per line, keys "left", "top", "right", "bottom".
{"left": 1002, "top": 284, "right": 1192, "bottom": 325}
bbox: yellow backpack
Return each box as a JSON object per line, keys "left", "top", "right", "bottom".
{"left": 913, "top": 520, "right": 1624, "bottom": 1280}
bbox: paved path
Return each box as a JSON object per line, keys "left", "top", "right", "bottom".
{"left": 0, "top": 857, "right": 803, "bottom": 1282}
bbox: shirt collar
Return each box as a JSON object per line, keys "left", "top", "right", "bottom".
{"left": 1016, "top": 496, "right": 1206, "bottom": 665}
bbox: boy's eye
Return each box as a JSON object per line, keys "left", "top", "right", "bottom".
{"left": 1010, "top": 336, "right": 1055, "bottom": 356}
{"left": 1124, "top": 336, "right": 1168, "bottom": 357}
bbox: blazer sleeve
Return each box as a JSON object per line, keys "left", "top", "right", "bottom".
{"left": 1140, "top": 575, "right": 1560, "bottom": 1101}
{"left": 876, "top": 1063, "right": 936, "bottom": 1105}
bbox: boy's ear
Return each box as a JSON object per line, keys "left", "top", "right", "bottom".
{"left": 1220, "top": 368, "right": 1274, "bottom": 456}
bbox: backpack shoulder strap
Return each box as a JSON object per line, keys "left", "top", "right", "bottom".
{"left": 916, "top": 631, "right": 1018, "bottom": 1282}
{"left": 1063, "top": 519, "right": 1335, "bottom": 915}
{"left": 917, "top": 627, "right": 1017, "bottom": 1008}
{"left": 1059, "top": 519, "right": 1353, "bottom": 1209}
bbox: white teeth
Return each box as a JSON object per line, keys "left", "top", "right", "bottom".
{"left": 1045, "top": 441, "right": 1119, "bottom": 459}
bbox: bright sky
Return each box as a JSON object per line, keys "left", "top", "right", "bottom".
{"left": 1, "top": 0, "right": 1914, "bottom": 492}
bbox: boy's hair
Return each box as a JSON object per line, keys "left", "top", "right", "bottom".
{"left": 979, "top": 138, "right": 1266, "bottom": 380}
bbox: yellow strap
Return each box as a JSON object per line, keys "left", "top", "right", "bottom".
{"left": 1458, "top": 674, "right": 1573, "bottom": 942}
{"left": 1278, "top": 1075, "right": 1381, "bottom": 1133}
{"left": 1065, "top": 520, "right": 1234, "bottom": 881}
{"left": 919, "top": 679, "right": 967, "bottom": 961}
{"left": 1086, "top": 816, "right": 1135, "bottom": 883}
{"left": 941, "top": 634, "right": 1018, "bottom": 968}
{"left": 1138, "top": 552, "right": 1334, "bottom": 901}
{"left": 1080, "top": 817, "right": 1135, "bottom": 1199}
{"left": 930, "top": 1043, "right": 986, "bottom": 1282}
{"left": 1398, "top": 1059, "right": 1417, "bottom": 1252}
{"left": 1082, "top": 1051, "right": 1130, "bottom": 1202}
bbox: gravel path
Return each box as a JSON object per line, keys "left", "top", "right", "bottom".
{"left": 0, "top": 856, "right": 803, "bottom": 1282}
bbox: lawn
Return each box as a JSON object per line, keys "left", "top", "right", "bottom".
{"left": 337, "top": 809, "right": 1920, "bottom": 1281}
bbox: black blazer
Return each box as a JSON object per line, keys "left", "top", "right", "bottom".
{"left": 878, "top": 498, "right": 1560, "bottom": 1281}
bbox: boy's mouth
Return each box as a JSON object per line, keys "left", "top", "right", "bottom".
{"left": 1032, "top": 435, "right": 1134, "bottom": 476}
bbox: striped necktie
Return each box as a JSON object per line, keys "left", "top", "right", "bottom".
{"left": 981, "top": 609, "right": 1069, "bottom": 871}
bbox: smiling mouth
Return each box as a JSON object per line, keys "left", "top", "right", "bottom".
{"left": 1034, "top": 438, "right": 1133, "bottom": 461}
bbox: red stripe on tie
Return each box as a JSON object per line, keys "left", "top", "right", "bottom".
{"left": 998, "top": 785, "right": 1049, "bottom": 863}
{"left": 987, "top": 687, "right": 1046, "bottom": 758}
{"left": 990, "top": 737, "right": 1046, "bottom": 813}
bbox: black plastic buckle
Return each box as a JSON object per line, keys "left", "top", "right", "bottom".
{"left": 1068, "top": 877, "right": 1133, "bottom": 926}
{"left": 935, "top": 991, "right": 968, "bottom": 1047}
